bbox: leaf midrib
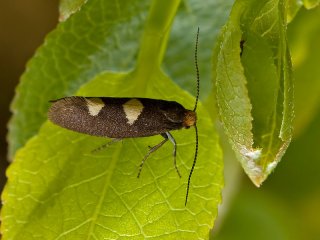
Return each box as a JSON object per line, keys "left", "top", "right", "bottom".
{"left": 85, "top": 145, "right": 122, "bottom": 240}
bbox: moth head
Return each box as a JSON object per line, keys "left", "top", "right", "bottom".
{"left": 183, "top": 110, "right": 197, "bottom": 128}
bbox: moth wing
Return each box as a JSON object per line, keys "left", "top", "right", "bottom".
{"left": 48, "top": 97, "right": 118, "bottom": 137}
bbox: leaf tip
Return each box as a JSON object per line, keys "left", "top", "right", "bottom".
{"left": 238, "top": 146, "right": 267, "bottom": 186}
{"left": 250, "top": 176, "right": 265, "bottom": 187}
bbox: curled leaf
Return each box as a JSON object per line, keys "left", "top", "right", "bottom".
{"left": 213, "top": 0, "right": 294, "bottom": 186}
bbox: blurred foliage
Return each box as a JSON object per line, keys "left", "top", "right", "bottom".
{"left": 288, "top": 6, "right": 320, "bottom": 136}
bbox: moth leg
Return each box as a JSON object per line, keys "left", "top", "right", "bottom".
{"left": 165, "top": 132, "right": 181, "bottom": 178}
{"left": 91, "top": 138, "right": 122, "bottom": 153}
{"left": 137, "top": 134, "right": 168, "bottom": 178}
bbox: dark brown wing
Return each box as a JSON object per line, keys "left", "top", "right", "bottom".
{"left": 48, "top": 97, "right": 189, "bottom": 138}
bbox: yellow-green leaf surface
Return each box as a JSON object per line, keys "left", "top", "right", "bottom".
{"left": 213, "top": 0, "right": 294, "bottom": 186}
{"left": 2, "top": 0, "right": 225, "bottom": 239}
{"left": 2, "top": 71, "right": 222, "bottom": 239}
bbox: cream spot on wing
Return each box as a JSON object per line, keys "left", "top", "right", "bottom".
{"left": 85, "top": 98, "right": 105, "bottom": 116}
{"left": 123, "top": 99, "right": 144, "bottom": 125}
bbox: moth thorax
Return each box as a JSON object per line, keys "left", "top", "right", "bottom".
{"left": 183, "top": 110, "right": 197, "bottom": 128}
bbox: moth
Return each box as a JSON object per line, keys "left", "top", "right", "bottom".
{"left": 48, "top": 28, "right": 200, "bottom": 206}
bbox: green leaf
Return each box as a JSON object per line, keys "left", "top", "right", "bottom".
{"left": 1, "top": 71, "right": 222, "bottom": 239}
{"left": 8, "top": 0, "right": 150, "bottom": 160}
{"left": 59, "top": 0, "right": 88, "bottom": 21}
{"left": 3, "top": 0, "right": 224, "bottom": 238}
{"left": 213, "top": 0, "right": 294, "bottom": 186}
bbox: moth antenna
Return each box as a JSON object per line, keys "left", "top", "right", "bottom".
{"left": 186, "top": 28, "right": 200, "bottom": 206}
{"left": 193, "top": 27, "right": 200, "bottom": 112}
{"left": 185, "top": 124, "right": 198, "bottom": 206}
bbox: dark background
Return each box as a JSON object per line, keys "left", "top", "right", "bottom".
{"left": 0, "top": 0, "right": 58, "bottom": 198}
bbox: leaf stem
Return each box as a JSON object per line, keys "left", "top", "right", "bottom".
{"left": 134, "top": 0, "right": 181, "bottom": 83}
